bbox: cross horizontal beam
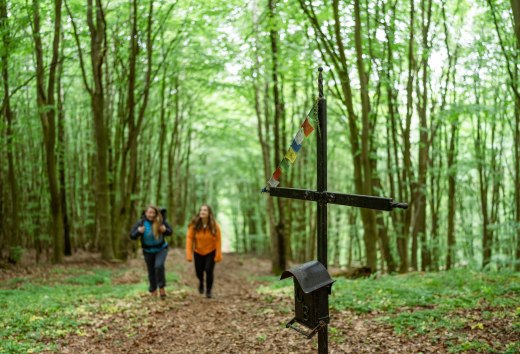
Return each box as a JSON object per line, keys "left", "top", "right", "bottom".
{"left": 268, "top": 187, "right": 408, "bottom": 211}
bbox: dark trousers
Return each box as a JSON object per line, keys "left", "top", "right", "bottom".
{"left": 194, "top": 250, "right": 216, "bottom": 294}
{"left": 143, "top": 247, "right": 168, "bottom": 292}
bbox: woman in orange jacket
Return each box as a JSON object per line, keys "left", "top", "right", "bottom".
{"left": 185, "top": 204, "right": 222, "bottom": 298}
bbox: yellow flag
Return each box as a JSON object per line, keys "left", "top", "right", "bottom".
{"left": 285, "top": 147, "right": 297, "bottom": 163}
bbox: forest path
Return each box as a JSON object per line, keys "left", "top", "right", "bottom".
{"left": 52, "top": 249, "right": 444, "bottom": 353}
{"left": 53, "top": 249, "right": 317, "bottom": 353}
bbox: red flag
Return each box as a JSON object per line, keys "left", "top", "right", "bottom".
{"left": 273, "top": 167, "right": 282, "bottom": 180}
{"left": 302, "top": 117, "right": 314, "bottom": 136}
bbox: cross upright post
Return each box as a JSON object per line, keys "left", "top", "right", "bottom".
{"left": 267, "top": 68, "right": 407, "bottom": 354}
{"left": 317, "top": 67, "right": 327, "bottom": 272}
{"left": 316, "top": 67, "right": 328, "bottom": 353}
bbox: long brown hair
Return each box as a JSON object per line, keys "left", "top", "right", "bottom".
{"left": 190, "top": 204, "right": 217, "bottom": 235}
{"left": 147, "top": 205, "right": 163, "bottom": 240}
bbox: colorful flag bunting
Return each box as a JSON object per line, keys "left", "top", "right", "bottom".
{"left": 285, "top": 147, "right": 297, "bottom": 163}
{"left": 280, "top": 158, "right": 290, "bottom": 172}
{"left": 273, "top": 167, "right": 282, "bottom": 180}
{"left": 268, "top": 177, "right": 280, "bottom": 187}
{"left": 308, "top": 104, "right": 320, "bottom": 135}
{"left": 291, "top": 139, "right": 302, "bottom": 153}
{"left": 302, "top": 117, "right": 314, "bottom": 136}
{"left": 263, "top": 99, "right": 319, "bottom": 190}
{"left": 295, "top": 128, "right": 305, "bottom": 145}
{"left": 308, "top": 104, "right": 318, "bottom": 121}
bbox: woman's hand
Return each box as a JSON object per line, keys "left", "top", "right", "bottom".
{"left": 138, "top": 226, "right": 145, "bottom": 233}
{"left": 160, "top": 225, "right": 166, "bottom": 233}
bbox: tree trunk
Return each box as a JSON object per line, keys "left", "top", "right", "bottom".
{"left": 511, "top": 0, "right": 520, "bottom": 44}
{"left": 380, "top": 0, "right": 406, "bottom": 274}
{"left": 32, "top": 0, "right": 64, "bottom": 263}
{"left": 446, "top": 122, "right": 458, "bottom": 269}
{"left": 486, "top": 0, "right": 518, "bottom": 268}
{"left": 117, "top": 0, "right": 155, "bottom": 259}
{"left": 168, "top": 77, "right": 181, "bottom": 228}
{"left": 405, "top": 0, "right": 416, "bottom": 272}
{"left": 516, "top": 100, "right": 520, "bottom": 271}
{"left": 0, "top": 0, "right": 20, "bottom": 261}
{"left": 181, "top": 125, "right": 192, "bottom": 231}
{"left": 412, "top": 0, "right": 432, "bottom": 271}
{"left": 57, "top": 33, "right": 71, "bottom": 256}
{"left": 88, "top": 0, "right": 114, "bottom": 260}
{"left": 67, "top": 0, "right": 113, "bottom": 258}
{"left": 440, "top": 0, "right": 459, "bottom": 270}
{"left": 354, "top": 0, "right": 381, "bottom": 271}
{"left": 156, "top": 62, "right": 168, "bottom": 205}
{"left": 116, "top": 0, "right": 139, "bottom": 260}
{"left": 508, "top": 0, "right": 520, "bottom": 271}
{"left": 476, "top": 96, "right": 492, "bottom": 268}
{"left": 268, "top": 0, "right": 287, "bottom": 274}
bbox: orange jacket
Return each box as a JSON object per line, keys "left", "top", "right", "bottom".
{"left": 186, "top": 223, "right": 222, "bottom": 262}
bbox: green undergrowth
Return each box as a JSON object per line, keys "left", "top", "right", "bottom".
{"left": 261, "top": 269, "right": 519, "bottom": 352}
{"left": 0, "top": 267, "right": 178, "bottom": 353}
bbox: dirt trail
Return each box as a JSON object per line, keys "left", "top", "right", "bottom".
{"left": 52, "top": 249, "right": 447, "bottom": 353}
{"left": 53, "top": 249, "right": 318, "bottom": 353}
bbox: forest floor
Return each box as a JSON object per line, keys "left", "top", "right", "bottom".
{"left": 1, "top": 249, "right": 519, "bottom": 353}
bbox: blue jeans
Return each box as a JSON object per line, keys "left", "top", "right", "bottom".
{"left": 143, "top": 247, "right": 168, "bottom": 292}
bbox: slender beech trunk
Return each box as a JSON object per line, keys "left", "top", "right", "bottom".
{"left": 167, "top": 77, "right": 180, "bottom": 227}
{"left": 268, "top": 0, "right": 286, "bottom": 274}
{"left": 442, "top": 0, "right": 459, "bottom": 270}
{"left": 181, "top": 124, "right": 192, "bottom": 231}
{"left": 382, "top": 0, "right": 410, "bottom": 273}
{"left": 475, "top": 81, "right": 492, "bottom": 268}
{"left": 0, "top": 0, "right": 20, "bottom": 260}
{"left": 428, "top": 129, "right": 442, "bottom": 271}
{"left": 412, "top": 0, "right": 432, "bottom": 271}
{"left": 516, "top": 98, "right": 520, "bottom": 271}
{"left": 116, "top": 0, "right": 139, "bottom": 259}
{"left": 353, "top": 0, "right": 377, "bottom": 268}
{"left": 156, "top": 58, "right": 168, "bottom": 205}
{"left": 508, "top": 0, "right": 520, "bottom": 270}
{"left": 32, "top": 0, "right": 64, "bottom": 263}
{"left": 57, "top": 34, "right": 71, "bottom": 256}
{"left": 487, "top": 0, "right": 519, "bottom": 268}
{"left": 446, "top": 122, "right": 458, "bottom": 269}
{"left": 255, "top": 75, "right": 277, "bottom": 269}
{"left": 405, "top": 0, "right": 416, "bottom": 272}
{"left": 90, "top": 0, "right": 114, "bottom": 259}
{"left": 0, "top": 168, "right": 4, "bottom": 259}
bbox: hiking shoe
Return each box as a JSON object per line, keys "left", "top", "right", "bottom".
{"left": 206, "top": 292, "right": 212, "bottom": 299}
{"left": 159, "top": 288, "right": 166, "bottom": 300}
{"left": 150, "top": 290, "right": 158, "bottom": 297}
{"left": 198, "top": 285, "right": 204, "bottom": 295}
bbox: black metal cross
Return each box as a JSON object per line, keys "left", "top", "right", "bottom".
{"left": 267, "top": 67, "right": 408, "bottom": 353}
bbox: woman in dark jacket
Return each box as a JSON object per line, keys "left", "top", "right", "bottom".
{"left": 130, "top": 205, "right": 173, "bottom": 299}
